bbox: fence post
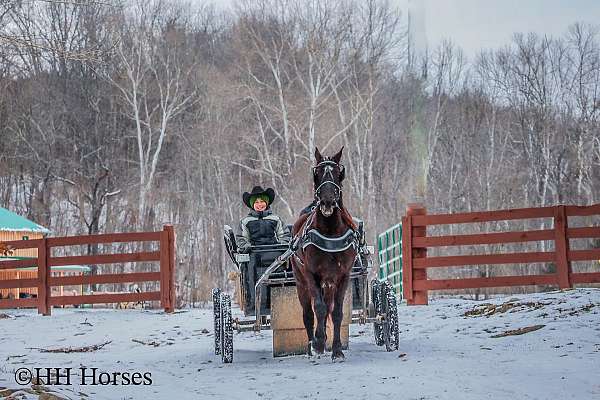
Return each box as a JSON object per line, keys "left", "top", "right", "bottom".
{"left": 407, "top": 203, "right": 428, "bottom": 305}
{"left": 554, "top": 205, "right": 572, "bottom": 289}
{"left": 37, "top": 238, "right": 51, "bottom": 316}
{"left": 160, "top": 225, "right": 176, "bottom": 313}
{"left": 401, "top": 216, "right": 412, "bottom": 302}
{"left": 160, "top": 227, "right": 170, "bottom": 312}
{"left": 166, "top": 225, "right": 176, "bottom": 313}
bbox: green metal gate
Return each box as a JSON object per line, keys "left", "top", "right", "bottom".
{"left": 377, "top": 223, "right": 402, "bottom": 298}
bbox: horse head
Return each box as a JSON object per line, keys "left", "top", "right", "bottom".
{"left": 313, "top": 147, "right": 345, "bottom": 218}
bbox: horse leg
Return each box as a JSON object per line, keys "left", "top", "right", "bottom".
{"left": 295, "top": 280, "right": 314, "bottom": 355}
{"left": 307, "top": 275, "right": 327, "bottom": 354}
{"left": 331, "top": 277, "right": 349, "bottom": 361}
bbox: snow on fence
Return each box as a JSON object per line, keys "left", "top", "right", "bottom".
{"left": 402, "top": 203, "right": 600, "bottom": 305}
{"left": 0, "top": 225, "right": 176, "bottom": 315}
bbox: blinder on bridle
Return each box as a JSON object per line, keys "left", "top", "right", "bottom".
{"left": 313, "top": 159, "right": 344, "bottom": 205}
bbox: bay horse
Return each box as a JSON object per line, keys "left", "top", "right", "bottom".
{"left": 290, "top": 147, "right": 357, "bottom": 361}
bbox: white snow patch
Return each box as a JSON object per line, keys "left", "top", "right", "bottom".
{"left": 0, "top": 288, "right": 599, "bottom": 399}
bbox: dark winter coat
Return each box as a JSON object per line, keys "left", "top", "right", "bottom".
{"left": 238, "top": 209, "right": 291, "bottom": 251}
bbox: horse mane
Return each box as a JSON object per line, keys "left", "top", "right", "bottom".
{"left": 292, "top": 211, "right": 311, "bottom": 236}
{"left": 339, "top": 206, "right": 357, "bottom": 231}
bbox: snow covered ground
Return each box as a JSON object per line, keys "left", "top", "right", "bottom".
{"left": 1, "top": 288, "right": 599, "bottom": 400}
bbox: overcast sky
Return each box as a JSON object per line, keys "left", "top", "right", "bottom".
{"left": 399, "top": 0, "right": 600, "bottom": 59}
{"left": 209, "top": 0, "right": 600, "bottom": 60}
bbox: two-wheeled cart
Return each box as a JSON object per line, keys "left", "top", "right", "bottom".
{"left": 212, "top": 222, "right": 399, "bottom": 363}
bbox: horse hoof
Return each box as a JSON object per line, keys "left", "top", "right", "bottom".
{"left": 312, "top": 340, "right": 325, "bottom": 355}
{"left": 313, "top": 345, "right": 325, "bottom": 355}
{"left": 331, "top": 350, "right": 345, "bottom": 362}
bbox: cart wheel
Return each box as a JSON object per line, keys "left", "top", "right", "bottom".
{"left": 371, "top": 280, "right": 385, "bottom": 346}
{"left": 212, "top": 288, "right": 221, "bottom": 355}
{"left": 220, "top": 293, "right": 234, "bottom": 363}
{"left": 382, "top": 281, "right": 399, "bottom": 352}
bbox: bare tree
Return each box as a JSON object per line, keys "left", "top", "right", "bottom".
{"left": 108, "top": 0, "right": 200, "bottom": 228}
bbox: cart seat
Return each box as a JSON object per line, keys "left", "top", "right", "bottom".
{"left": 240, "top": 243, "right": 291, "bottom": 316}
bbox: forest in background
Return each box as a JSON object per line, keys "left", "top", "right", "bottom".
{"left": 1, "top": 0, "right": 599, "bottom": 304}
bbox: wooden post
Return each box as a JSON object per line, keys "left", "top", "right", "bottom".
{"left": 554, "top": 205, "right": 572, "bottom": 289}
{"left": 160, "top": 225, "right": 176, "bottom": 313}
{"left": 37, "top": 238, "right": 51, "bottom": 316}
{"left": 160, "top": 227, "right": 170, "bottom": 312}
{"left": 407, "top": 204, "right": 428, "bottom": 305}
{"left": 166, "top": 225, "right": 176, "bottom": 313}
{"left": 401, "top": 216, "right": 412, "bottom": 301}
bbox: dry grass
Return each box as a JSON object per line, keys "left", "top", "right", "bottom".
{"left": 491, "top": 325, "right": 546, "bottom": 338}
{"left": 27, "top": 341, "right": 112, "bottom": 353}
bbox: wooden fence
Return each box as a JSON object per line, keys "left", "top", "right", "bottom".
{"left": 402, "top": 203, "right": 600, "bottom": 305}
{"left": 0, "top": 225, "right": 176, "bottom": 315}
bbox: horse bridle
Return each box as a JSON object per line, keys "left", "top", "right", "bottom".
{"left": 313, "top": 160, "right": 344, "bottom": 206}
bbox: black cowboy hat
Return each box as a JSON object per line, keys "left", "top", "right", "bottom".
{"left": 242, "top": 186, "right": 276, "bottom": 209}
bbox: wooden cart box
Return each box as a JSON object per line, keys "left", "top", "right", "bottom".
{"left": 270, "top": 285, "right": 352, "bottom": 357}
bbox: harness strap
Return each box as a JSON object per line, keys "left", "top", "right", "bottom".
{"left": 293, "top": 252, "right": 305, "bottom": 267}
{"left": 301, "top": 228, "right": 357, "bottom": 253}
{"left": 290, "top": 206, "right": 362, "bottom": 268}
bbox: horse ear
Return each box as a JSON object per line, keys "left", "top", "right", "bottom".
{"left": 332, "top": 146, "right": 344, "bottom": 164}
{"left": 314, "top": 147, "right": 323, "bottom": 163}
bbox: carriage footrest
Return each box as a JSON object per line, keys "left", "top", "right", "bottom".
{"left": 352, "top": 316, "right": 377, "bottom": 324}
{"left": 237, "top": 324, "right": 271, "bottom": 333}
{"left": 235, "top": 318, "right": 270, "bottom": 326}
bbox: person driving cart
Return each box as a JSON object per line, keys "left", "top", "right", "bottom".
{"left": 238, "top": 186, "right": 290, "bottom": 251}
{"left": 237, "top": 186, "right": 291, "bottom": 312}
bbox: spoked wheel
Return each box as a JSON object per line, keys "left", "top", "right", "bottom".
{"left": 220, "top": 293, "right": 234, "bottom": 363}
{"left": 381, "top": 281, "right": 399, "bottom": 351}
{"left": 371, "top": 280, "right": 385, "bottom": 347}
{"left": 372, "top": 280, "right": 399, "bottom": 351}
{"left": 212, "top": 288, "right": 222, "bottom": 355}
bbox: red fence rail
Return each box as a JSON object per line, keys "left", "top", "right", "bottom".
{"left": 0, "top": 225, "right": 176, "bottom": 315}
{"left": 402, "top": 203, "right": 600, "bottom": 305}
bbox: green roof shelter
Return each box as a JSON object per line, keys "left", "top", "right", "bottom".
{"left": 0, "top": 206, "right": 51, "bottom": 235}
